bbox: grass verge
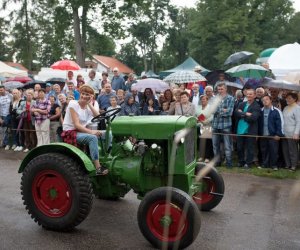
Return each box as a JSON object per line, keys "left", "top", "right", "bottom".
{"left": 217, "top": 166, "right": 300, "bottom": 180}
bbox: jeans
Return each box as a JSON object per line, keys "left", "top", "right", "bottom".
{"left": 0, "top": 115, "right": 9, "bottom": 146}
{"left": 76, "top": 131, "right": 111, "bottom": 161}
{"left": 212, "top": 128, "right": 232, "bottom": 167}
{"left": 260, "top": 138, "right": 279, "bottom": 168}
{"left": 237, "top": 136, "right": 255, "bottom": 165}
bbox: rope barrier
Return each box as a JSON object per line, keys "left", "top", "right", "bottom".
{"left": 1, "top": 127, "right": 298, "bottom": 140}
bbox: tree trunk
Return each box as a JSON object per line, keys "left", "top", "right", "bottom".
{"left": 81, "top": 6, "right": 88, "bottom": 65}
{"left": 72, "top": 7, "right": 84, "bottom": 67}
{"left": 24, "top": 0, "right": 32, "bottom": 70}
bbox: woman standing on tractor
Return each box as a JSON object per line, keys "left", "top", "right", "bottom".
{"left": 62, "top": 84, "right": 108, "bottom": 175}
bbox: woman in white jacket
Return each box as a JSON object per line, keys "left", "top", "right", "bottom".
{"left": 282, "top": 92, "right": 300, "bottom": 171}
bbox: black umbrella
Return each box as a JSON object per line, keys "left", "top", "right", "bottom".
{"left": 46, "top": 77, "right": 66, "bottom": 84}
{"left": 205, "top": 70, "right": 236, "bottom": 86}
{"left": 224, "top": 51, "right": 254, "bottom": 65}
{"left": 22, "top": 80, "right": 46, "bottom": 89}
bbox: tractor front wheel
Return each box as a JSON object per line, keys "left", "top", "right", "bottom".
{"left": 193, "top": 163, "right": 225, "bottom": 211}
{"left": 21, "top": 153, "right": 93, "bottom": 231}
{"left": 137, "top": 187, "right": 201, "bottom": 249}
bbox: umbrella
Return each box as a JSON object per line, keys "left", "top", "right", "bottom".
{"left": 163, "top": 70, "right": 206, "bottom": 85}
{"left": 226, "top": 64, "right": 268, "bottom": 79}
{"left": 283, "top": 72, "right": 300, "bottom": 84}
{"left": 3, "top": 81, "right": 23, "bottom": 90}
{"left": 259, "top": 48, "right": 277, "bottom": 58}
{"left": 131, "top": 78, "right": 170, "bottom": 92}
{"left": 6, "top": 76, "right": 32, "bottom": 83}
{"left": 261, "top": 78, "right": 300, "bottom": 91}
{"left": 205, "top": 70, "right": 236, "bottom": 86}
{"left": 50, "top": 60, "right": 81, "bottom": 70}
{"left": 46, "top": 77, "right": 66, "bottom": 84}
{"left": 224, "top": 51, "right": 254, "bottom": 65}
{"left": 215, "top": 81, "right": 243, "bottom": 89}
{"left": 22, "top": 80, "right": 46, "bottom": 89}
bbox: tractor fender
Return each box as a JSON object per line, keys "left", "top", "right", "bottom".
{"left": 18, "top": 143, "right": 95, "bottom": 174}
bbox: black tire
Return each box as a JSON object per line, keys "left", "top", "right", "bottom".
{"left": 137, "top": 187, "right": 201, "bottom": 249}
{"left": 193, "top": 163, "right": 225, "bottom": 211}
{"left": 21, "top": 153, "right": 93, "bottom": 231}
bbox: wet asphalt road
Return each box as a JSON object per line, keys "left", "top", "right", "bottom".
{"left": 0, "top": 149, "right": 299, "bottom": 250}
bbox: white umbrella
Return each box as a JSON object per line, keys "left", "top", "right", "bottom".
{"left": 131, "top": 78, "right": 170, "bottom": 92}
{"left": 164, "top": 70, "right": 206, "bottom": 85}
{"left": 283, "top": 71, "right": 300, "bottom": 84}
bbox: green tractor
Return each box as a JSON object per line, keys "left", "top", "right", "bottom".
{"left": 19, "top": 109, "right": 224, "bottom": 249}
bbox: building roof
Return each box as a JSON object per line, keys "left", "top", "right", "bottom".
{"left": 92, "top": 55, "right": 134, "bottom": 74}
{"left": 4, "top": 62, "right": 29, "bottom": 72}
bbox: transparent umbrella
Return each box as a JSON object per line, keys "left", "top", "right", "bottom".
{"left": 164, "top": 70, "right": 206, "bottom": 85}
{"left": 3, "top": 81, "right": 23, "bottom": 90}
{"left": 261, "top": 78, "right": 300, "bottom": 91}
{"left": 131, "top": 78, "right": 170, "bottom": 92}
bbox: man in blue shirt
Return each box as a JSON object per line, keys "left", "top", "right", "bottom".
{"left": 97, "top": 83, "right": 116, "bottom": 111}
{"left": 65, "top": 82, "right": 80, "bottom": 100}
{"left": 212, "top": 83, "right": 235, "bottom": 168}
{"left": 235, "top": 89, "right": 261, "bottom": 168}
{"left": 111, "top": 67, "right": 126, "bottom": 91}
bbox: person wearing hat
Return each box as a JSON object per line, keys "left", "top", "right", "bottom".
{"left": 194, "top": 65, "right": 202, "bottom": 74}
{"left": 45, "top": 83, "right": 54, "bottom": 99}
{"left": 111, "top": 67, "right": 126, "bottom": 91}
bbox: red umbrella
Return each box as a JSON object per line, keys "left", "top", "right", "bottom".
{"left": 6, "top": 76, "right": 32, "bottom": 83}
{"left": 50, "top": 60, "right": 81, "bottom": 70}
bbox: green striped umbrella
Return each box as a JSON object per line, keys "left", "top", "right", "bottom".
{"left": 226, "top": 64, "right": 268, "bottom": 79}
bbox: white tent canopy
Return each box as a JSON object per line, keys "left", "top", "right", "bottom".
{"left": 268, "top": 42, "right": 300, "bottom": 79}
{"left": 0, "top": 61, "right": 27, "bottom": 77}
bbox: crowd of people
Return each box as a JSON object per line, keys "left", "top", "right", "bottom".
{"left": 0, "top": 66, "right": 299, "bottom": 173}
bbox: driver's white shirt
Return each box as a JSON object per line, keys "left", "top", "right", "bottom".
{"left": 63, "top": 100, "right": 99, "bottom": 131}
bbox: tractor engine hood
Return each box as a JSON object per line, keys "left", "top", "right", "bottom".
{"left": 111, "top": 115, "right": 197, "bottom": 140}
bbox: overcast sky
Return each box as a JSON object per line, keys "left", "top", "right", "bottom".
{"left": 171, "top": 0, "right": 300, "bottom": 11}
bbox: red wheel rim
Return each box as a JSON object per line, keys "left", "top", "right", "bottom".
{"left": 146, "top": 200, "right": 188, "bottom": 242}
{"left": 32, "top": 170, "right": 72, "bottom": 217}
{"left": 193, "top": 177, "right": 215, "bottom": 205}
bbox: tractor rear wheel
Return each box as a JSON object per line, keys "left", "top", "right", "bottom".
{"left": 193, "top": 163, "right": 225, "bottom": 211}
{"left": 21, "top": 153, "right": 93, "bottom": 231}
{"left": 137, "top": 187, "right": 201, "bottom": 249}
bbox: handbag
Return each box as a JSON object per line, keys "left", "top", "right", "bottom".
{"left": 200, "top": 124, "right": 212, "bottom": 138}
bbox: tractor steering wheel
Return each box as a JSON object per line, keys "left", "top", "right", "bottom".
{"left": 91, "top": 107, "right": 121, "bottom": 123}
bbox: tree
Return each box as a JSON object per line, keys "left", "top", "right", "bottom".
{"left": 125, "top": 0, "right": 171, "bottom": 71}
{"left": 0, "top": 18, "right": 12, "bottom": 61}
{"left": 86, "top": 26, "right": 116, "bottom": 57}
{"left": 2, "top": 0, "right": 36, "bottom": 70}
{"left": 188, "top": 0, "right": 294, "bottom": 69}
{"left": 116, "top": 41, "right": 144, "bottom": 75}
{"left": 160, "top": 7, "right": 192, "bottom": 69}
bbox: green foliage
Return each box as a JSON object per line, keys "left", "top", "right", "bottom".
{"left": 0, "top": 18, "right": 12, "bottom": 61}
{"left": 86, "top": 26, "right": 116, "bottom": 56}
{"left": 1, "top": 0, "right": 299, "bottom": 73}
{"left": 188, "top": 0, "right": 295, "bottom": 69}
{"left": 116, "top": 41, "right": 144, "bottom": 74}
{"left": 160, "top": 7, "right": 192, "bottom": 70}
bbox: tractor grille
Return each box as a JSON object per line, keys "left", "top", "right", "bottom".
{"left": 185, "top": 129, "right": 195, "bottom": 165}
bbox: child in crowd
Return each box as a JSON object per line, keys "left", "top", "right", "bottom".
{"left": 160, "top": 101, "right": 169, "bottom": 115}
{"left": 107, "top": 96, "right": 121, "bottom": 116}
